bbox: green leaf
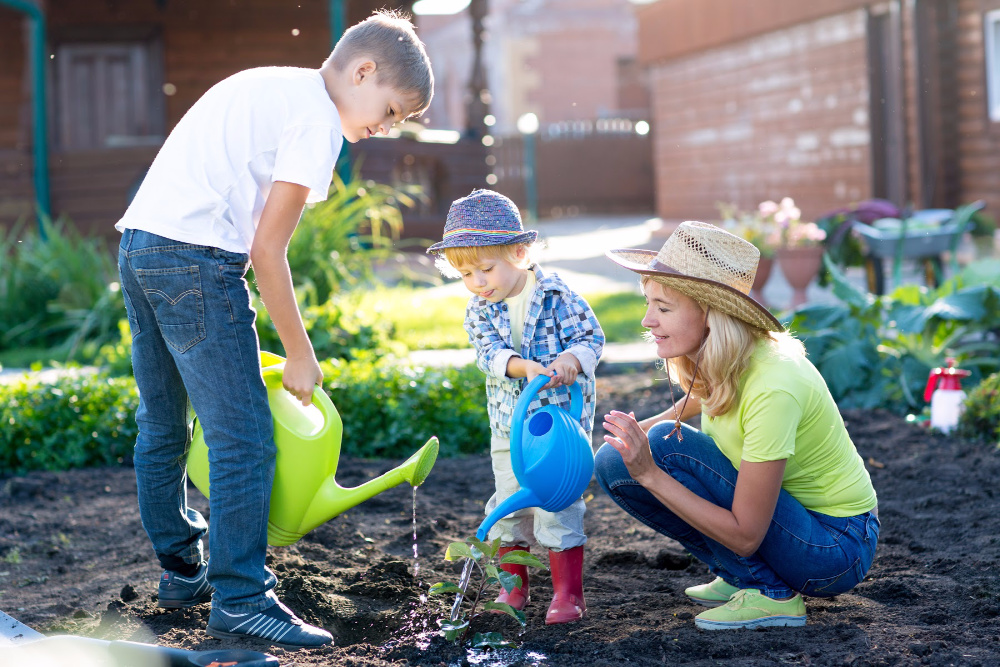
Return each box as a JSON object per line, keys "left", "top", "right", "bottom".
{"left": 437, "top": 619, "right": 469, "bottom": 641}
{"left": 428, "top": 582, "right": 463, "bottom": 595}
{"left": 469, "top": 537, "right": 498, "bottom": 560}
{"left": 482, "top": 602, "right": 526, "bottom": 625}
{"left": 445, "top": 542, "right": 474, "bottom": 561}
{"left": 499, "top": 550, "right": 545, "bottom": 569}
{"left": 497, "top": 570, "right": 521, "bottom": 593}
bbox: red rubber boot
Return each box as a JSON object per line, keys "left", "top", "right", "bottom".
{"left": 545, "top": 546, "right": 586, "bottom": 624}
{"left": 494, "top": 546, "right": 530, "bottom": 610}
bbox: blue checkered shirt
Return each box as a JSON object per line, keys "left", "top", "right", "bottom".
{"left": 464, "top": 265, "right": 605, "bottom": 438}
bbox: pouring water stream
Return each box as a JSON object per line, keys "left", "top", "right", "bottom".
{"left": 450, "top": 558, "right": 476, "bottom": 622}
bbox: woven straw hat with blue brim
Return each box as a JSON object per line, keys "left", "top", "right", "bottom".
{"left": 427, "top": 189, "right": 537, "bottom": 253}
{"left": 606, "top": 221, "right": 783, "bottom": 333}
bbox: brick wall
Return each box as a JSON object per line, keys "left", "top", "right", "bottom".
{"left": 646, "top": 10, "right": 872, "bottom": 222}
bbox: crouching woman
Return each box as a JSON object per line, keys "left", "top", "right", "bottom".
{"left": 596, "top": 221, "right": 879, "bottom": 630}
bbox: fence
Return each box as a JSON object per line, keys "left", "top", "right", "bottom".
{"left": 491, "top": 118, "right": 654, "bottom": 219}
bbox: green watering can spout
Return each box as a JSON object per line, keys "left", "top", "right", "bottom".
{"left": 187, "top": 352, "right": 440, "bottom": 546}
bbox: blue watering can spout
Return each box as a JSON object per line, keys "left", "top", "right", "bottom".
{"left": 476, "top": 374, "right": 594, "bottom": 541}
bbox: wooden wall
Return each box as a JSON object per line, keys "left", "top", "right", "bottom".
{"left": 0, "top": 0, "right": 462, "bottom": 241}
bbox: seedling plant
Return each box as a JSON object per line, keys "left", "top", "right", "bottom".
{"left": 429, "top": 537, "right": 545, "bottom": 649}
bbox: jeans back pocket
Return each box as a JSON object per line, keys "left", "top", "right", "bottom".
{"left": 135, "top": 266, "right": 206, "bottom": 353}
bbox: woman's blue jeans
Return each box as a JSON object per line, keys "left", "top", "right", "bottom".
{"left": 118, "top": 229, "right": 277, "bottom": 613}
{"left": 594, "top": 422, "right": 879, "bottom": 599}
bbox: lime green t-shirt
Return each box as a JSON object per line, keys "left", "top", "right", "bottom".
{"left": 701, "top": 339, "right": 877, "bottom": 517}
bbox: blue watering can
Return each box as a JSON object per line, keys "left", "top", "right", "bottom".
{"left": 476, "top": 374, "right": 595, "bottom": 540}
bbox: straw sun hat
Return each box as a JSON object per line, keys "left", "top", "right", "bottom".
{"left": 606, "top": 221, "right": 783, "bottom": 332}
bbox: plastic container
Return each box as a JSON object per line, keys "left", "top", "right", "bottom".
{"left": 924, "top": 358, "right": 971, "bottom": 434}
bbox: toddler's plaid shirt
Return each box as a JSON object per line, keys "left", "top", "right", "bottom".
{"left": 463, "top": 265, "right": 605, "bottom": 438}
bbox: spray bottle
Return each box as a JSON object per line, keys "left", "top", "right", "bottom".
{"left": 923, "top": 358, "right": 971, "bottom": 434}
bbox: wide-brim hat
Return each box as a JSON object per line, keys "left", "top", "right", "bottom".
{"left": 606, "top": 221, "right": 783, "bottom": 332}
{"left": 427, "top": 189, "right": 538, "bottom": 253}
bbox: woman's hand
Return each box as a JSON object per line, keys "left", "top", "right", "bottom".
{"left": 602, "top": 410, "right": 659, "bottom": 484}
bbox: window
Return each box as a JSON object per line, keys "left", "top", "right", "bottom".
{"left": 52, "top": 40, "right": 165, "bottom": 151}
{"left": 987, "top": 9, "right": 1000, "bottom": 122}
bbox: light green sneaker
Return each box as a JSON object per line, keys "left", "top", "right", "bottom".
{"left": 694, "top": 589, "right": 807, "bottom": 630}
{"left": 684, "top": 577, "right": 740, "bottom": 607}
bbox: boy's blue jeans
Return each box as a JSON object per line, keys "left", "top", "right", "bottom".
{"left": 118, "top": 229, "right": 277, "bottom": 613}
{"left": 594, "top": 422, "right": 879, "bottom": 599}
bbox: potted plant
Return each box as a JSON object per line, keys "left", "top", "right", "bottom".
{"left": 757, "top": 197, "right": 827, "bottom": 309}
{"left": 717, "top": 202, "right": 778, "bottom": 306}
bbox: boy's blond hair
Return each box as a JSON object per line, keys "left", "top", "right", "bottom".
{"left": 325, "top": 9, "right": 434, "bottom": 117}
{"left": 437, "top": 243, "right": 532, "bottom": 279}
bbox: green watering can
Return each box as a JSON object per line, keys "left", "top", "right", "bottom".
{"left": 187, "top": 351, "right": 439, "bottom": 546}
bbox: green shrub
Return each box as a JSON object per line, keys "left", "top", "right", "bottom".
{"left": 957, "top": 372, "right": 1000, "bottom": 445}
{"left": 0, "top": 372, "right": 139, "bottom": 476}
{"left": 0, "top": 217, "right": 123, "bottom": 362}
{"left": 787, "top": 256, "right": 1000, "bottom": 412}
{"left": 322, "top": 354, "right": 488, "bottom": 459}
{"left": 255, "top": 290, "right": 405, "bottom": 362}
{"left": 283, "top": 172, "right": 422, "bottom": 306}
{"left": 1, "top": 356, "right": 487, "bottom": 476}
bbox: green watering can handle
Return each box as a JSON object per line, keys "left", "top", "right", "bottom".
{"left": 261, "top": 360, "right": 338, "bottom": 423}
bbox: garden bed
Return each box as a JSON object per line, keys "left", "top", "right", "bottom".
{"left": 2, "top": 371, "right": 998, "bottom": 666}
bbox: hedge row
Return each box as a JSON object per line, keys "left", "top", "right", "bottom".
{"left": 0, "top": 357, "right": 489, "bottom": 476}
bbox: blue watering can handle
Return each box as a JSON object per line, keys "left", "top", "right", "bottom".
{"left": 510, "top": 374, "right": 583, "bottom": 478}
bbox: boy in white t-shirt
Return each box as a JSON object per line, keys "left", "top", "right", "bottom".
{"left": 115, "top": 10, "right": 432, "bottom": 648}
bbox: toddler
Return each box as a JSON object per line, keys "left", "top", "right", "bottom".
{"left": 428, "top": 189, "right": 604, "bottom": 624}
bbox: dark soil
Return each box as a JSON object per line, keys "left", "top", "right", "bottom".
{"left": 3, "top": 369, "right": 1000, "bottom": 666}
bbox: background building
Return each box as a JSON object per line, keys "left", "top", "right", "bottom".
{"left": 637, "top": 0, "right": 1000, "bottom": 222}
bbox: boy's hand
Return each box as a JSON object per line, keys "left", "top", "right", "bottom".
{"left": 548, "top": 354, "right": 581, "bottom": 387}
{"left": 523, "top": 360, "right": 555, "bottom": 386}
{"left": 283, "top": 354, "right": 324, "bottom": 406}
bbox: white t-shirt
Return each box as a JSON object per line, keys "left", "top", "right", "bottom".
{"left": 116, "top": 67, "right": 343, "bottom": 254}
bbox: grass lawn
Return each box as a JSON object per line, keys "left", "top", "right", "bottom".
{"left": 356, "top": 287, "right": 646, "bottom": 351}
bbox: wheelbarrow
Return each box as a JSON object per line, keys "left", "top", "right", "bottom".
{"left": 853, "top": 200, "right": 984, "bottom": 294}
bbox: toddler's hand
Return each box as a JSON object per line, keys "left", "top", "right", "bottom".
{"left": 548, "top": 357, "right": 579, "bottom": 386}
{"left": 525, "top": 360, "right": 555, "bottom": 386}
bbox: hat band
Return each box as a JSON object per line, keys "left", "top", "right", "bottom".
{"left": 443, "top": 228, "right": 524, "bottom": 239}
{"left": 648, "top": 257, "right": 749, "bottom": 296}
{"left": 648, "top": 258, "right": 683, "bottom": 276}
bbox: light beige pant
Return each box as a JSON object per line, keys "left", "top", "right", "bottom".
{"left": 485, "top": 435, "right": 587, "bottom": 551}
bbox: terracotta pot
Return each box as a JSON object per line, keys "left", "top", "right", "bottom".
{"left": 776, "top": 246, "right": 824, "bottom": 309}
{"left": 750, "top": 256, "right": 773, "bottom": 307}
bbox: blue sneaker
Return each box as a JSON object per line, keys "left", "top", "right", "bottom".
{"left": 157, "top": 561, "right": 213, "bottom": 609}
{"left": 207, "top": 599, "right": 333, "bottom": 648}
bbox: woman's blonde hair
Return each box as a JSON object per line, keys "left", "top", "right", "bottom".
{"left": 642, "top": 276, "right": 804, "bottom": 417}
{"left": 437, "top": 243, "right": 532, "bottom": 278}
